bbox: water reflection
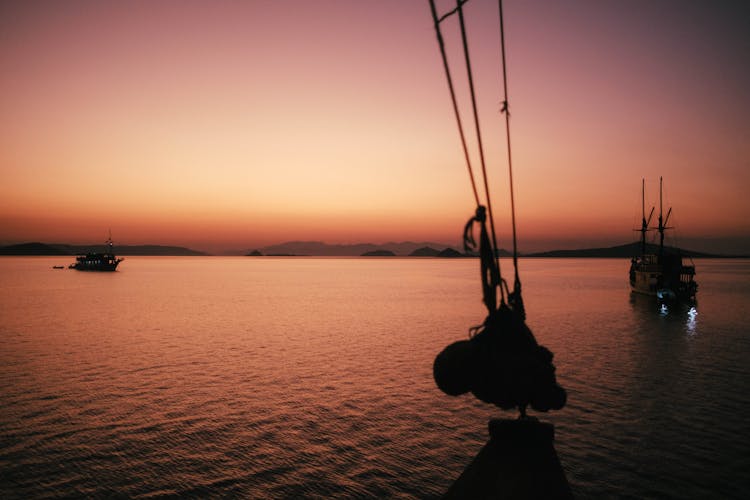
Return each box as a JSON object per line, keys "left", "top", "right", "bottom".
{"left": 628, "top": 291, "right": 663, "bottom": 316}
{"left": 629, "top": 292, "right": 700, "bottom": 337}
{"left": 661, "top": 303, "right": 699, "bottom": 338}
{"left": 659, "top": 303, "right": 668, "bottom": 316}
{"left": 686, "top": 306, "right": 698, "bottom": 335}
{"left": 2, "top": 257, "right": 746, "bottom": 499}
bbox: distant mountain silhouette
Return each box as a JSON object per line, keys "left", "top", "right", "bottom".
{"left": 58, "top": 244, "right": 207, "bottom": 256}
{"left": 405, "top": 246, "right": 469, "bottom": 257}
{"left": 438, "top": 247, "right": 465, "bottom": 258}
{"left": 259, "top": 240, "right": 458, "bottom": 256}
{"left": 0, "top": 242, "right": 207, "bottom": 256}
{"left": 524, "top": 241, "right": 720, "bottom": 258}
{"left": 5, "top": 240, "right": 736, "bottom": 258}
{"left": 0, "top": 242, "right": 69, "bottom": 255}
{"left": 361, "top": 250, "right": 396, "bottom": 256}
{"left": 246, "top": 250, "right": 263, "bottom": 256}
{"left": 258, "top": 241, "right": 517, "bottom": 257}
{"left": 409, "top": 246, "right": 440, "bottom": 257}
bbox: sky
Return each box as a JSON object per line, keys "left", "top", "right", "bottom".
{"left": 1, "top": 0, "right": 748, "bottom": 254}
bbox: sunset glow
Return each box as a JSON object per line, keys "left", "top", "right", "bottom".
{"left": 2, "top": 0, "right": 748, "bottom": 254}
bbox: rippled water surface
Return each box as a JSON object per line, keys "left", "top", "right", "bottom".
{"left": 1, "top": 257, "right": 749, "bottom": 498}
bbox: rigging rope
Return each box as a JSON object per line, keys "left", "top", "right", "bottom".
{"left": 496, "top": 0, "right": 524, "bottom": 319}
{"left": 428, "top": 0, "right": 480, "bottom": 207}
{"left": 431, "top": 0, "right": 566, "bottom": 418}
{"left": 497, "top": 0, "right": 521, "bottom": 293}
{"left": 455, "top": 2, "right": 505, "bottom": 306}
{"left": 430, "top": 0, "right": 526, "bottom": 311}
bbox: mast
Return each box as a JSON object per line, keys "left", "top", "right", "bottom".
{"left": 642, "top": 179, "right": 646, "bottom": 255}
{"left": 657, "top": 176, "right": 674, "bottom": 259}
{"left": 659, "top": 177, "right": 663, "bottom": 257}
{"left": 639, "top": 178, "right": 654, "bottom": 257}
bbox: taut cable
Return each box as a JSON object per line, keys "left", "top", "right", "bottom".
{"left": 429, "top": 0, "right": 480, "bottom": 207}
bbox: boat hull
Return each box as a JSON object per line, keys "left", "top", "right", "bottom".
{"left": 70, "top": 253, "right": 123, "bottom": 272}
{"left": 71, "top": 262, "right": 121, "bottom": 272}
{"left": 629, "top": 255, "right": 696, "bottom": 303}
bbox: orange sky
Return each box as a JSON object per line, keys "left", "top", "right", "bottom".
{"left": 1, "top": 0, "right": 749, "bottom": 254}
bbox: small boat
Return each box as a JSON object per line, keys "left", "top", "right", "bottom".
{"left": 629, "top": 177, "right": 697, "bottom": 302}
{"left": 52, "top": 265, "right": 65, "bottom": 269}
{"left": 70, "top": 234, "right": 124, "bottom": 272}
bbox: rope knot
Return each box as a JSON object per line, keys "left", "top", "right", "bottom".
{"left": 463, "top": 206, "right": 501, "bottom": 312}
{"left": 475, "top": 205, "right": 486, "bottom": 223}
{"left": 463, "top": 205, "right": 488, "bottom": 254}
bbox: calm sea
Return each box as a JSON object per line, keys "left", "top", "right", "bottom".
{"left": 1, "top": 256, "right": 748, "bottom": 498}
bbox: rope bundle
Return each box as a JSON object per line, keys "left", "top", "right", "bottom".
{"left": 429, "top": 0, "right": 566, "bottom": 416}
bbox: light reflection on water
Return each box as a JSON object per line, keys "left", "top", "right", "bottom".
{"left": 0, "top": 257, "right": 748, "bottom": 498}
{"left": 686, "top": 306, "right": 698, "bottom": 335}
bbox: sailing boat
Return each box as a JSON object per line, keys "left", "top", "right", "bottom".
{"left": 69, "top": 233, "right": 124, "bottom": 271}
{"left": 629, "top": 177, "right": 697, "bottom": 302}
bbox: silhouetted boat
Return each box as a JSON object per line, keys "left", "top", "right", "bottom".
{"left": 629, "top": 177, "right": 697, "bottom": 302}
{"left": 69, "top": 235, "right": 124, "bottom": 272}
{"left": 52, "top": 265, "right": 65, "bottom": 269}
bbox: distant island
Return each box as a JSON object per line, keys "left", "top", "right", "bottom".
{"left": 0, "top": 242, "right": 207, "bottom": 256}
{"left": 522, "top": 242, "right": 727, "bottom": 259}
{"left": 0, "top": 242, "right": 70, "bottom": 255}
{"left": 407, "top": 246, "right": 470, "bottom": 257}
{"left": 361, "top": 250, "right": 396, "bottom": 257}
{"left": 256, "top": 240, "right": 460, "bottom": 257}
{"left": 437, "top": 247, "right": 465, "bottom": 258}
{"left": 1, "top": 240, "right": 744, "bottom": 258}
{"left": 409, "top": 246, "right": 440, "bottom": 257}
{"left": 253, "top": 241, "right": 514, "bottom": 257}
{"left": 249, "top": 241, "right": 740, "bottom": 258}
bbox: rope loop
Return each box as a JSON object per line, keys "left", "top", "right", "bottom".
{"left": 463, "top": 207, "right": 503, "bottom": 313}
{"left": 462, "top": 205, "right": 486, "bottom": 253}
